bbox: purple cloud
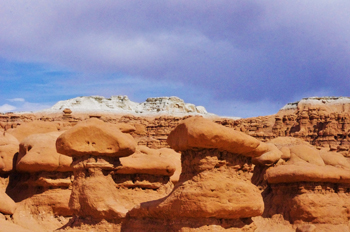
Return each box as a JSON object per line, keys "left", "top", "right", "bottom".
{"left": 1, "top": 1, "right": 350, "bottom": 117}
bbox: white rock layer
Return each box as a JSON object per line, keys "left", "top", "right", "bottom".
{"left": 280, "top": 96, "right": 350, "bottom": 111}
{"left": 43, "top": 96, "right": 210, "bottom": 116}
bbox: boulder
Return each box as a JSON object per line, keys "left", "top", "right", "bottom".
{"left": 56, "top": 118, "right": 136, "bottom": 157}
{"left": 17, "top": 131, "right": 72, "bottom": 172}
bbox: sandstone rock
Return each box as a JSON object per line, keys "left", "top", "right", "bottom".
{"left": 319, "top": 150, "right": 350, "bottom": 169}
{"left": 117, "top": 146, "right": 178, "bottom": 176}
{"left": 0, "top": 218, "right": 34, "bottom": 232}
{"left": 262, "top": 137, "right": 350, "bottom": 226}
{"left": 266, "top": 164, "right": 350, "bottom": 184}
{"left": 0, "top": 133, "right": 19, "bottom": 173}
{"left": 127, "top": 118, "right": 266, "bottom": 231}
{"left": 0, "top": 190, "right": 16, "bottom": 215}
{"left": 6, "top": 132, "right": 74, "bottom": 229}
{"left": 167, "top": 116, "right": 269, "bottom": 157}
{"left": 108, "top": 146, "right": 179, "bottom": 214}
{"left": 296, "top": 224, "right": 316, "bottom": 232}
{"left": 6, "top": 121, "right": 60, "bottom": 142}
{"left": 115, "top": 123, "right": 136, "bottom": 133}
{"left": 17, "top": 131, "right": 72, "bottom": 172}
{"left": 12, "top": 189, "right": 72, "bottom": 231}
{"left": 57, "top": 119, "right": 138, "bottom": 220}
{"left": 56, "top": 118, "right": 136, "bottom": 157}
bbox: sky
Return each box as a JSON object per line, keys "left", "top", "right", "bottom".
{"left": 1, "top": 1, "right": 350, "bottom": 118}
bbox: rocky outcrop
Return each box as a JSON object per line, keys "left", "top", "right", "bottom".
{"left": 56, "top": 118, "right": 137, "bottom": 220}
{"left": 125, "top": 117, "right": 281, "bottom": 231}
{"left": 258, "top": 137, "right": 350, "bottom": 231}
{"left": 56, "top": 118, "right": 181, "bottom": 225}
{"left": 2, "top": 97, "right": 350, "bottom": 231}
{"left": 7, "top": 131, "right": 73, "bottom": 231}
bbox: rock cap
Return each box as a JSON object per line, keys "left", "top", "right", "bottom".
{"left": 56, "top": 118, "right": 136, "bottom": 157}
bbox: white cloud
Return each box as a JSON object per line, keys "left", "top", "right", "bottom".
{"left": 7, "top": 98, "right": 25, "bottom": 102}
{"left": 0, "top": 99, "right": 50, "bottom": 113}
{"left": 0, "top": 104, "right": 16, "bottom": 112}
{"left": 18, "top": 102, "right": 51, "bottom": 112}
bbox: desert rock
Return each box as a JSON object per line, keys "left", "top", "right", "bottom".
{"left": 126, "top": 117, "right": 271, "bottom": 231}
{"left": 0, "top": 133, "right": 19, "bottom": 173}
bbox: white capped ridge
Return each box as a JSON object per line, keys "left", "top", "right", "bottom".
{"left": 280, "top": 96, "right": 350, "bottom": 111}
{"left": 43, "top": 95, "right": 210, "bottom": 116}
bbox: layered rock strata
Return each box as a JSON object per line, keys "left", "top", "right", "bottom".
{"left": 125, "top": 117, "right": 282, "bottom": 231}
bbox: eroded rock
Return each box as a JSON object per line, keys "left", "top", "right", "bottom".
{"left": 126, "top": 117, "right": 274, "bottom": 231}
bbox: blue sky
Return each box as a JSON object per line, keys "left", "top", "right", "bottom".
{"left": 1, "top": 1, "right": 350, "bottom": 117}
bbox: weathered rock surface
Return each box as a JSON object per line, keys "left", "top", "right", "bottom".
{"left": 1, "top": 98, "right": 350, "bottom": 231}
{"left": 56, "top": 118, "right": 136, "bottom": 157}
{"left": 0, "top": 133, "right": 19, "bottom": 173}
{"left": 6, "top": 121, "right": 60, "bottom": 142}
{"left": 0, "top": 190, "right": 16, "bottom": 215}
{"left": 126, "top": 117, "right": 272, "bottom": 231}
{"left": 57, "top": 118, "right": 136, "bottom": 220}
{"left": 17, "top": 131, "right": 72, "bottom": 172}
{"left": 5, "top": 131, "right": 73, "bottom": 231}
{"left": 118, "top": 145, "right": 180, "bottom": 179}
{"left": 260, "top": 137, "right": 350, "bottom": 230}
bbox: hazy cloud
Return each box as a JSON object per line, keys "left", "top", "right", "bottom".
{"left": 8, "top": 98, "right": 25, "bottom": 102}
{"left": 0, "top": 104, "right": 16, "bottom": 113}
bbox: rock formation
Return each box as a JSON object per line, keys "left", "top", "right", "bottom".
{"left": 7, "top": 131, "right": 73, "bottom": 231}
{"left": 257, "top": 137, "right": 350, "bottom": 231}
{"left": 0, "top": 132, "right": 19, "bottom": 217}
{"left": 125, "top": 117, "right": 281, "bottom": 231}
{"left": 2, "top": 96, "right": 350, "bottom": 231}
{"left": 0, "top": 133, "right": 19, "bottom": 174}
{"left": 6, "top": 121, "right": 61, "bottom": 142}
{"left": 56, "top": 118, "right": 137, "bottom": 221}
{"left": 55, "top": 118, "right": 181, "bottom": 231}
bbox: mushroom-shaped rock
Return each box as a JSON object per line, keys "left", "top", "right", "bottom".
{"left": 0, "top": 133, "right": 19, "bottom": 173}
{"left": 17, "top": 131, "right": 72, "bottom": 173}
{"left": 261, "top": 137, "right": 350, "bottom": 225}
{"left": 56, "top": 118, "right": 137, "bottom": 220}
{"left": 127, "top": 117, "right": 269, "bottom": 231}
{"left": 56, "top": 118, "right": 136, "bottom": 157}
{"left": 6, "top": 131, "right": 74, "bottom": 229}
